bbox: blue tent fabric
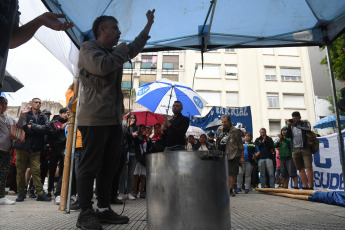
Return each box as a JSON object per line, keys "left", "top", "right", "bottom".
{"left": 42, "top": 0, "right": 345, "bottom": 51}
{"left": 314, "top": 115, "right": 345, "bottom": 129}
{"left": 308, "top": 191, "right": 345, "bottom": 207}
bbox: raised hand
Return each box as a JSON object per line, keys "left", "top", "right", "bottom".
{"left": 146, "top": 9, "right": 155, "bottom": 25}
{"left": 39, "top": 12, "right": 74, "bottom": 31}
{"left": 20, "top": 107, "right": 31, "bottom": 117}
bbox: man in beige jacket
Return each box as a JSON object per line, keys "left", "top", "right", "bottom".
{"left": 76, "top": 10, "right": 155, "bottom": 230}
{"left": 216, "top": 114, "right": 244, "bottom": 197}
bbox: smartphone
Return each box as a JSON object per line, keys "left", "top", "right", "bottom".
{"left": 288, "top": 119, "right": 293, "bottom": 123}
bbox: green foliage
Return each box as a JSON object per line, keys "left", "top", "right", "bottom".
{"left": 321, "top": 34, "right": 345, "bottom": 81}
{"left": 325, "top": 87, "right": 345, "bottom": 116}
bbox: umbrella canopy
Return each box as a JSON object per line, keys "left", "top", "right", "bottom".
{"left": 135, "top": 78, "right": 207, "bottom": 116}
{"left": 2, "top": 71, "right": 24, "bottom": 93}
{"left": 186, "top": 126, "right": 206, "bottom": 139}
{"left": 42, "top": 0, "right": 345, "bottom": 51}
{"left": 124, "top": 107, "right": 166, "bottom": 126}
{"left": 314, "top": 115, "right": 345, "bottom": 129}
{"left": 205, "top": 119, "right": 222, "bottom": 131}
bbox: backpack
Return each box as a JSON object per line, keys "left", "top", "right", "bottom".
{"left": 306, "top": 131, "right": 319, "bottom": 154}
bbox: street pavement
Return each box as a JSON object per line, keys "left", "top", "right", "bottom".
{"left": 1, "top": 189, "right": 344, "bottom": 229}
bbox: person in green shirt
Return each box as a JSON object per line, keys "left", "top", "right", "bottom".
{"left": 274, "top": 126, "right": 299, "bottom": 189}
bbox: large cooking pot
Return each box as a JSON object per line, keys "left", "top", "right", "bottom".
{"left": 146, "top": 150, "right": 230, "bottom": 230}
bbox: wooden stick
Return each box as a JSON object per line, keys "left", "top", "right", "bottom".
{"left": 266, "top": 192, "right": 310, "bottom": 201}
{"left": 255, "top": 188, "right": 315, "bottom": 196}
{"left": 59, "top": 81, "right": 79, "bottom": 211}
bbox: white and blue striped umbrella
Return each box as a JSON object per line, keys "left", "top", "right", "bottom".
{"left": 135, "top": 78, "right": 208, "bottom": 116}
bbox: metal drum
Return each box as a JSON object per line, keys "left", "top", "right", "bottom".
{"left": 146, "top": 150, "right": 230, "bottom": 230}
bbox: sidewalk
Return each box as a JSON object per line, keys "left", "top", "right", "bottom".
{"left": 1, "top": 190, "right": 344, "bottom": 229}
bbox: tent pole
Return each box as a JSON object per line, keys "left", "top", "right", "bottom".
{"left": 326, "top": 45, "right": 345, "bottom": 193}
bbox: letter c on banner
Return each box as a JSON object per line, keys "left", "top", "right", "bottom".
{"left": 314, "top": 138, "right": 331, "bottom": 168}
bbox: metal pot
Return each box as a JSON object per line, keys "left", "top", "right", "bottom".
{"left": 146, "top": 150, "right": 230, "bottom": 230}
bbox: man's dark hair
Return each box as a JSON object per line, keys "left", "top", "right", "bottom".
{"left": 200, "top": 133, "right": 207, "bottom": 138}
{"left": 245, "top": 132, "right": 252, "bottom": 138}
{"left": 207, "top": 132, "right": 214, "bottom": 137}
{"left": 221, "top": 114, "right": 231, "bottom": 122}
{"left": 0, "top": 96, "right": 8, "bottom": 102}
{"left": 59, "top": 107, "right": 69, "bottom": 114}
{"left": 31, "top": 97, "right": 41, "bottom": 102}
{"left": 154, "top": 123, "right": 161, "bottom": 128}
{"left": 174, "top": 101, "right": 182, "bottom": 105}
{"left": 260, "top": 128, "right": 266, "bottom": 132}
{"left": 92, "top": 16, "right": 118, "bottom": 39}
{"left": 188, "top": 135, "right": 194, "bottom": 139}
{"left": 292, "top": 111, "right": 301, "bottom": 118}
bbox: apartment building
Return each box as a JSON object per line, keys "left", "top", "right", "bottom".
{"left": 122, "top": 47, "right": 316, "bottom": 138}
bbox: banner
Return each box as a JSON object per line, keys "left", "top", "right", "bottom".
{"left": 189, "top": 106, "right": 253, "bottom": 135}
{"left": 311, "top": 131, "right": 345, "bottom": 191}
{"left": 289, "top": 131, "right": 345, "bottom": 191}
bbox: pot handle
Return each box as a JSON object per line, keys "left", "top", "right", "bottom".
{"left": 200, "top": 151, "right": 224, "bottom": 160}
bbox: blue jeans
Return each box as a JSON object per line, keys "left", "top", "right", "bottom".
{"left": 164, "top": 145, "right": 185, "bottom": 152}
{"left": 258, "top": 158, "right": 275, "bottom": 188}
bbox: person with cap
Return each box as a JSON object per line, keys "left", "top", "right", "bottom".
{"left": 42, "top": 109, "right": 52, "bottom": 121}
{"left": 274, "top": 126, "right": 299, "bottom": 189}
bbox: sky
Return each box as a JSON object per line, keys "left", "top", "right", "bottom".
{"left": 6, "top": 34, "right": 73, "bottom": 106}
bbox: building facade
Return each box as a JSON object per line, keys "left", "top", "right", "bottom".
{"left": 122, "top": 47, "right": 317, "bottom": 139}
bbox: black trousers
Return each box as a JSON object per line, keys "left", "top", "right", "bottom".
{"left": 48, "top": 146, "right": 64, "bottom": 193}
{"left": 78, "top": 125, "right": 122, "bottom": 210}
{"left": 111, "top": 150, "right": 125, "bottom": 199}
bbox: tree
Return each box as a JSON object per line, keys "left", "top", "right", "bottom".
{"left": 320, "top": 34, "right": 345, "bottom": 81}
{"left": 325, "top": 87, "right": 345, "bottom": 116}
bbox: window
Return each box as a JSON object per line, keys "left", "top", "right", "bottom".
{"left": 280, "top": 68, "right": 301, "bottom": 81}
{"left": 269, "top": 121, "right": 281, "bottom": 136}
{"left": 139, "top": 82, "right": 149, "bottom": 86}
{"left": 267, "top": 93, "right": 279, "bottom": 108}
{"left": 122, "top": 81, "right": 132, "bottom": 89}
{"left": 197, "top": 91, "right": 221, "bottom": 105}
{"left": 226, "top": 92, "right": 239, "bottom": 106}
{"left": 163, "top": 63, "right": 174, "bottom": 69}
{"left": 141, "top": 55, "right": 157, "bottom": 69}
{"left": 262, "top": 48, "right": 274, "bottom": 55}
{"left": 225, "top": 65, "right": 238, "bottom": 78}
{"left": 277, "top": 47, "right": 298, "bottom": 56}
{"left": 225, "top": 48, "right": 235, "bottom": 52}
{"left": 283, "top": 94, "right": 305, "bottom": 108}
{"left": 265, "top": 67, "right": 277, "bottom": 80}
{"left": 123, "top": 62, "right": 134, "bottom": 69}
{"left": 196, "top": 64, "right": 220, "bottom": 78}
{"left": 141, "top": 62, "right": 152, "bottom": 69}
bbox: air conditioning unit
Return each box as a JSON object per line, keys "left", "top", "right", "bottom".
{"left": 151, "top": 63, "right": 157, "bottom": 69}
{"left": 135, "top": 57, "right": 141, "bottom": 62}
{"left": 133, "top": 72, "right": 139, "bottom": 76}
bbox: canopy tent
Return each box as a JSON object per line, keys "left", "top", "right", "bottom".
{"left": 41, "top": 0, "right": 345, "bottom": 52}
{"left": 19, "top": 0, "right": 345, "bottom": 203}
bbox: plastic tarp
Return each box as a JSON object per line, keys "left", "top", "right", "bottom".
{"left": 41, "top": 0, "right": 345, "bottom": 52}
{"left": 309, "top": 191, "right": 345, "bottom": 207}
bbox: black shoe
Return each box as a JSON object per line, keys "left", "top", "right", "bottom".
{"left": 29, "top": 190, "right": 37, "bottom": 198}
{"left": 76, "top": 209, "right": 102, "bottom": 230}
{"left": 110, "top": 197, "right": 123, "bottom": 205}
{"left": 140, "top": 192, "right": 146, "bottom": 199}
{"left": 230, "top": 189, "right": 236, "bottom": 197}
{"left": 36, "top": 192, "right": 52, "bottom": 201}
{"left": 16, "top": 193, "right": 26, "bottom": 202}
{"left": 96, "top": 208, "right": 129, "bottom": 224}
{"left": 70, "top": 201, "right": 81, "bottom": 212}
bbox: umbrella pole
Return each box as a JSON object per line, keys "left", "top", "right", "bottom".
{"left": 326, "top": 45, "right": 345, "bottom": 193}
{"left": 166, "top": 85, "right": 175, "bottom": 115}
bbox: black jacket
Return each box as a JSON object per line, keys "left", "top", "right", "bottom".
{"left": 286, "top": 120, "right": 311, "bottom": 150}
{"left": 14, "top": 110, "right": 49, "bottom": 152}
{"left": 192, "top": 142, "right": 215, "bottom": 151}
{"left": 163, "top": 113, "right": 189, "bottom": 147}
{"left": 47, "top": 115, "right": 68, "bottom": 149}
{"left": 254, "top": 135, "right": 274, "bottom": 160}
{"left": 126, "top": 124, "right": 143, "bottom": 155}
